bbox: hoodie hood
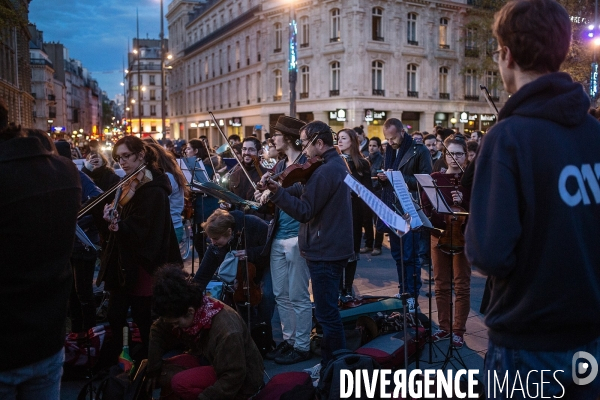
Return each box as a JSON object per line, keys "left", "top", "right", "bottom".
{"left": 499, "top": 72, "right": 590, "bottom": 127}
{"left": 137, "top": 168, "right": 172, "bottom": 197}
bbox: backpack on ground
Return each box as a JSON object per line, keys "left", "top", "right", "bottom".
{"left": 317, "top": 349, "right": 381, "bottom": 400}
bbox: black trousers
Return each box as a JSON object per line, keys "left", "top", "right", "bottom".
{"left": 70, "top": 254, "right": 97, "bottom": 333}
{"left": 106, "top": 289, "right": 153, "bottom": 363}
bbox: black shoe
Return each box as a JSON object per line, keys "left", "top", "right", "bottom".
{"left": 265, "top": 341, "right": 293, "bottom": 360}
{"left": 274, "top": 348, "right": 312, "bottom": 365}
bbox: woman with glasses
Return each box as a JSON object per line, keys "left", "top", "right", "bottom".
{"left": 421, "top": 135, "right": 471, "bottom": 349}
{"left": 97, "top": 136, "right": 183, "bottom": 364}
{"left": 336, "top": 128, "right": 372, "bottom": 299}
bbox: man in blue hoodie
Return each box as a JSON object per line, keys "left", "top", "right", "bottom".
{"left": 465, "top": 0, "right": 600, "bottom": 397}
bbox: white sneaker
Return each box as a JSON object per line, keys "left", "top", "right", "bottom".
{"left": 304, "top": 362, "right": 322, "bottom": 380}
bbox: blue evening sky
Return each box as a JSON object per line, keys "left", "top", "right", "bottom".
{"left": 29, "top": 0, "right": 169, "bottom": 99}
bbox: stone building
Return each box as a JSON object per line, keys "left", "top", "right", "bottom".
{"left": 125, "top": 38, "right": 170, "bottom": 138}
{"left": 166, "top": 0, "right": 505, "bottom": 144}
{"left": 0, "top": 0, "right": 34, "bottom": 128}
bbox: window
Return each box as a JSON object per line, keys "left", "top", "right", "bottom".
{"left": 246, "top": 75, "right": 251, "bottom": 104}
{"left": 274, "top": 23, "right": 282, "bottom": 52}
{"left": 150, "top": 89, "right": 156, "bottom": 100}
{"left": 150, "top": 105, "right": 156, "bottom": 116}
{"left": 245, "top": 36, "right": 250, "bottom": 65}
{"left": 407, "top": 64, "right": 418, "bottom": 97}
{"left": 465, "top": 69, "right": 479, "bottom": 99}
{"left": 235, "top": 42, "right": 240, "bottom": 68}
{"left": 219, "top": 49, "right": 222, "bottom": 75}
{"left": 149, "top": 75, "right": 156, "bottom": 85}
{"left": 465, "top": 27, "right": 478, "bottom": 57}
{"left": 439, "top": 18, "right": 449, "bottom": 49}
{"left": 300, "top": 16, "right": 309, "bottom": 47}
{"left": 407, "top": 13, "right": 418, "bottom": 45}
{"left": 204, "top": 58, "right": 209, "bottom": 79}
{"left": 300, "top": 66, "right": 309, "bottom": 98}
{"left": 372, "top": 8, "right": 383, "bottom": 41}
{"left": 330, "top": 61, "right": 340, "bottom": 96}
{"left": 486, "top": 70, "right": 499, "bottom": 100}
{"left": 330, "top": 9, "right": 341, "bottom": 42}
{"left": 140, "top": 104, "right": 145, "bottom": 116}
{"left": 257, "top": 72, "right": 262, "bottom": 102}
{"left": 372, "top": 61, "right": 384, "bottom": 96}
{"left": 256, "top": 31, "right": 262, "bottom": 61}
{"left": 439, "top": 67, "right": 449, "bottom": 99}
{"left": 274, "top": 69, "right": 282, "bottom": 101}
{"left": 227, "top": 46, "right": 231, "bottom": 71}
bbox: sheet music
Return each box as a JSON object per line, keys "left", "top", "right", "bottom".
{"left": 179, "top": 157, "right": 211, "bottom": 185}
{"left": 415, "top": 174, "right": 454, "bottom": 214}
{"left": 385, "top": 171, "right": 423, "bottom": 228}
{"left": 344, "top": 175, "right": 410, "bottom": 235}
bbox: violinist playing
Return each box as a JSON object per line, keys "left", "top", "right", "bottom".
{"left": 97, "top": 136, "right": 182, "bottom": 364}
{"left": 222, "top": 137, "right": 272, "bottom": 221}
{"left": 420, "top": 135, "right": 471, "bottom": 349}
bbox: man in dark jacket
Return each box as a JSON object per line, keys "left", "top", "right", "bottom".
{"left": 264, "top": 120, "right": 353, "bottom": 370}
{"left": 377, "top": 118, "right": 432, "bottom": 313}
{"left": 0, "top": 125, "right": 81, "bottom": 398}
{"left": 465, "top": 0, "right": 600, "bottom": 397}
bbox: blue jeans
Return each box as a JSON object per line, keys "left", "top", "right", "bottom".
{"left": 0, "top": 348, "right": 63, "bottom": 400}
{"left": 389, "top": 230, "right": 422, "bottom": 298}
{"left": 485, "top": 338, "right": 600, "bottom": 399}
{"left": 307, "top": 259, "right": 346, "bottom": 367}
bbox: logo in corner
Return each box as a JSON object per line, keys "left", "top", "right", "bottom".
{"left": 572, "top": 351, "right": 598, "bottom": 386}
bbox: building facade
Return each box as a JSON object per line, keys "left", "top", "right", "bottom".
{"left": 166, "top": 0, "right": 505, "bottom": 145}
{"left": 125, "top": 38, "right": 170, "bottom": 138}
{"left": 1, "top": 0, "right": 34, "bottom": 128}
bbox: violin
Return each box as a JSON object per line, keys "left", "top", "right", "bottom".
{"left": 271, "top": 155, "right": 324, "bottom": 188}
{"left": 233, "top": 260, "right": 262, "bottom": 306}
{"left": 107, "top": 168, "right": 152, "bottom": 231}
{"left": 437, "top": 174, "right": 468, "bottom": 255}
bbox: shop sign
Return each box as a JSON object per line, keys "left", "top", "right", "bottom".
{"left": 459, "top": 112, "right": 469, "bottom": 124}
{"left": 329, "top": 109, "right": 347, "bottom": 122}
{"left": 480, "top": 114, "right": 496, "bottom": 121}
{"left": 228, "top": 117, "right": 243, "bottom": 127}
{"left": 365, "top": 109, "right": 386, "bottom": 122}
{"left": 365, "top": 109, "right": 374, "bottom": 122}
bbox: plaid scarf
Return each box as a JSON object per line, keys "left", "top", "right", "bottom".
{"left": 180, "top": 296, "right": 224, "bottom": 338}
{"left": 381, "top": 133, "right": 414, "bottom": 208}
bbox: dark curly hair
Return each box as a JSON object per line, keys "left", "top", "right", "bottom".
{"left": 152, "top": 265, "right": 204, "bottom": 318}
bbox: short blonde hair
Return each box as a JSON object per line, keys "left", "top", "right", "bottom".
{"left": 201, "top": 209, "right": 235, "bottom": 238}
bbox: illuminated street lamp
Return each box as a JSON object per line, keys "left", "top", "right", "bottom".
{"left": 288, "top": 1, "right": 298, "bottom": 118}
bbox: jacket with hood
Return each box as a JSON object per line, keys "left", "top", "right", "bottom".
{"left": 98, "top": 168, "right": 182, "bottom": 293}
{"left": 465, "top": 72, "right": 600, "bottom": 351}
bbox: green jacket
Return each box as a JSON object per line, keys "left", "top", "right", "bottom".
{"left": 148, "top": 303, "right": 264, "bottom": 400}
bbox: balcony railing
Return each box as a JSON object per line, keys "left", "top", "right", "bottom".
{"left": 48, "top": 94, "right": 56, "bottom": 101}
{"left": 440, "top": 93, "right": 450, "bottom": 99}
{"left": 330, "top": 37, "right": 341, "bottom": 43}
{"left": 408, "top": 40, "right": 419, "bottom": 46}
{"left": 49, "top": 112, "right": 56, "bottom": 118}
{"left": 372, "top": 89, "right": 385, "bottom": 96}
{"left": 407, "top": 91, "right": 419, "bottom": 98}
{"left": 274, "top": 48, "right": 282, "bottom": 53}
{"left": 491, "top": 96, "right": 500, "bottom": 102}
{"left": 329, "top": 89, "right": 339, "bottom": 97}
{"left": 464, "top": 95, "right": 480, "bottom": 101}
{"left": 300, "top": 92, "right": 309, "bottom": 99}
{"left": 373, "top": 36, "right": 385, "bottom": 42}
{"left": 300, "top": 43, "right": 309, "bottom": 48}
{"left": 439, "top": 44, "right": 450, "bottom": 49}
{"left": 273, "top": 95, "right": 282, "bottom": 101}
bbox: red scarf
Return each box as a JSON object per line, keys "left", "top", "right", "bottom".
{"left": 180, "top": 297, "right": 224, "bottom": 337}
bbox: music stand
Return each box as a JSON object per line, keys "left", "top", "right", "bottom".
{"left": 415, "top": 174, "right": 469, "bottom": 371}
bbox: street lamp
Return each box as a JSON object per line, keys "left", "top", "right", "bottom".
{"left": 160, "top": 0, "right": 167, "bottom": 139}
{"left": 450, "top": 117, "right": 457, "bottom": 128}
{"left": 288, "top": 1, "right": 298, "bottom": 118}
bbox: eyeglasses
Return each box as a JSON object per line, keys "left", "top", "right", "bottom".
{"left": 446, "top": 152, "right": 466, "bottom": 158}
{"left": 114, "top": 152, "right": 136, "bottom": 162}
{"left": 271, "top": 133, "right": 283, "bottom": 137}
{"left": 492, "top": 49, "right": 501, "bottom": 63}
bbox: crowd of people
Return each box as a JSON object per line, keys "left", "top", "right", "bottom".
{"left": 2, "top": 0, "right": 600, "bottom": 398}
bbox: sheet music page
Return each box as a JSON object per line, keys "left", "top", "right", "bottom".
{"left": 178, "top": 158, "right": 193, "bottom": 184}
{"left": 385, "top": 171, "right": 423, "bottom": 228}
{"left": 344, "top": 175, "right": 409, "bottom": 235}
{"left": 415, "top": 174, "right": 453, "bottom": 214}
{"left": 181, "top": 157, "right": 211, "bottom": 184}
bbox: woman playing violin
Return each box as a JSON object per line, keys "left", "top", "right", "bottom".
{"left": 420, "top": 135, "right": 471, "bottom": 349}
{"left": 97, "top": 136, "right": 182, "bottom": 363}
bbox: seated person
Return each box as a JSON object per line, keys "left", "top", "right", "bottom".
{"left": 148, "top": 265, "right": 265, "bottom": 400}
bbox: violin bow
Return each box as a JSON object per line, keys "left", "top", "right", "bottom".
{"left": 479, "top": 84, "right": 499, "bottom": 119}
{"left": 209, "top": 112, "right": 257, "bottom": 191}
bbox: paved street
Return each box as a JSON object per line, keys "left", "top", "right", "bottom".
{"left": 61, "top": 238, "right": 489, "bottom": 399}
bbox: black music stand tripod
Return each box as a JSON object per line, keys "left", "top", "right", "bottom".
{"left": 417, "top": 175, "right": 469, "bottom": 371}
